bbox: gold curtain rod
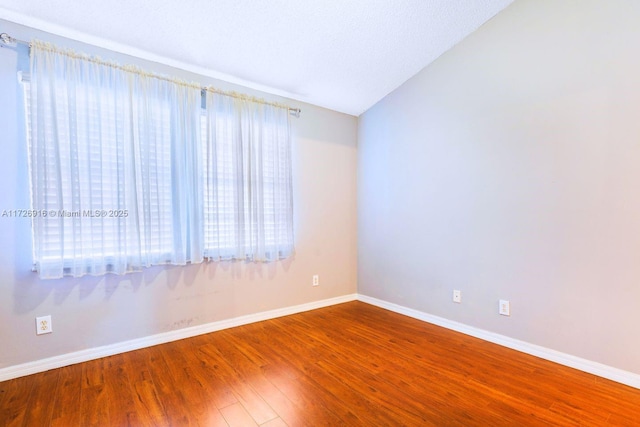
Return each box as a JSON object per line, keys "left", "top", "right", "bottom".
{"left": 2, "top": 33, "right": 302, "bottom": 117}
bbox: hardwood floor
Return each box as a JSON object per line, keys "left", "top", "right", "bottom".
{"left": 1, "top": 301, "right": 640, "bottom": 426}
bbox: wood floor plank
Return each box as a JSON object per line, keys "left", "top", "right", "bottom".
{"left": 220, "top": 402, "right": 259, "bottom": 427}
{"left": 159, "top": 339, "right": 238, "bottom": 425}
{"left": 0, "top": 376, "right": 35, "bottom": 427}
{"left": 50, "top": 363, "right": 83, "bottom": 427}
{"left": 82, "top": 357, "right": 106, "bottom": 389}
{"left": 21, "top": 368, "right": 59, "bottom": 427}
{"left": 161, "top": 339, "right": 238, "bottom": 411}
{"left": 143, "top": 346, "right": 198, "bottom": 426}
{"left": 1, "top": 301, "right": 640, "bottom": 425}
{"left": 260, "top": 417, "right": 288, "bottom": 427}
{"left": 121, "top": 349, "right": 167, "bottom": 426}
{"left": 79, "top": 384, "right": 109, "bottom": 427}
{"left": 103, "top": 353, "right": 141, "bottom": 427}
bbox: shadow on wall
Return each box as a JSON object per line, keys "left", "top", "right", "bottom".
{"left": 12, "top": 253, "right": 294, "bottom": 316}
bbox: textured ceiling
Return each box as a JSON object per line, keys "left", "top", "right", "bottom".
{"left": 0, "top": 0, "right": 513, "bottom": 116}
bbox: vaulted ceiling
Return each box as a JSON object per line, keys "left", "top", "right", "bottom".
{"left": 0, "top": 0, "right": 514, "bottom": 115}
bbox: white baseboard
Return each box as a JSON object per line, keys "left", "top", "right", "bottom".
{"left": 4, "top": 292, "right": 639, "bottom": 390}
{"left": 357, "top": 294, "right": 640, "bottom": 390}
{"left": 0, "top": 293, "right": 358, "bottom": 382}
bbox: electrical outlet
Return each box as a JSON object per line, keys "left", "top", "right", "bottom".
{"left": 36, "top": 315, "right": 52, "bottom": 335}
{"left": 499, "top": 300, "right": 510, "bottom": 316}
{"left": 312, "top": 275, "right": 319, "bottom": 287}
{"left": 452, "top": 290, "right": 461, "bottom": 303}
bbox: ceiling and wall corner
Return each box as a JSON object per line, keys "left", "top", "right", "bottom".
{"left": 0, "top": 0, "right": 514, "bottom": 116}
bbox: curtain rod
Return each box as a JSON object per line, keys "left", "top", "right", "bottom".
{"left": 1, "top": 32, "right": 302, "bottom": 117}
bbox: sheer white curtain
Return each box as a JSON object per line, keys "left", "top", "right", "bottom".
{"left": 28, "top": 40, "right": 203, "bottom": 278}
{"left": 202, "top": 90, "right": 294, "bottom": 261}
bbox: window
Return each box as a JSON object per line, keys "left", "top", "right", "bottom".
{"left": 201, "top": 91, "right": 295, "bottom": 262}
{"left": 25, "top": 40, "right": 203, "bottom": 278}
{"left": 24, "top": 40, "right": 294, "bottom": 279}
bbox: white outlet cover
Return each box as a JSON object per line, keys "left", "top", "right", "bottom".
{"left": 499, "top": 300, "right": 510, "bottom": 316}
{"left": 36, "top": 315, "right": 52, "bottom": 335}
{"left": 452, "top": 290, "right": 461, "bottom": 303}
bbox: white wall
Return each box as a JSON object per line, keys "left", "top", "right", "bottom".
{"left": 358, "top": 0, "right": 640, "bottom": 374}
{"left": 0, "top": 20, "right": 357, "bottom": 369}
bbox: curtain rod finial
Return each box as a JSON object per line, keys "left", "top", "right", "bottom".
{"left": 0, "top": 33, "right": 17, "bottom": 47}
{"left": 290, "top": 108, "right": 301, "bottom": 118}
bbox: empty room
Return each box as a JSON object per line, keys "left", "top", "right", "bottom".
{"left": 1, "top": 0, "right": 640, "bottom": 425}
